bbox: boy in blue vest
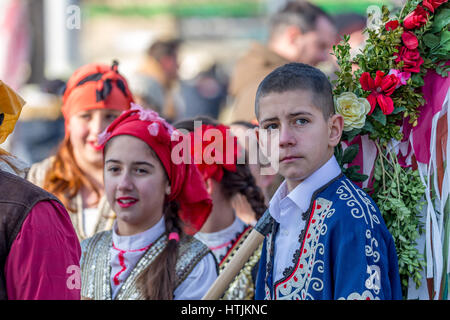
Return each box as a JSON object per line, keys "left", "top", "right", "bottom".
{"left": 254, "top": 63, "right": 402, "bottom": 300}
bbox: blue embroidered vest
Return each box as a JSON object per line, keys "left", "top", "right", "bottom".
{"left": 255, "top": 174, "right": 402, "bottom": 300}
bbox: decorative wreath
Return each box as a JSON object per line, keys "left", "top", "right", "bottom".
{"left": 332, "top": 0, "right": 449, "bottom": 299}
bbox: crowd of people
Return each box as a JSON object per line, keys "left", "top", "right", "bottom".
{"left": 0, "top": 0, "right": 404, "bottom": 300}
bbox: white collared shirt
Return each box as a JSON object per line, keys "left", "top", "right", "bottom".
{"left": 110, "top": 217, "right": 217, "bottom": 299}
{"left": 269, "top": 155, "right": 341, "bottom": 283}
{"left": 195, "top": 216, "right": 247, "bottom": 263}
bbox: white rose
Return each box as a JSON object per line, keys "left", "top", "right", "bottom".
{"left": 334, "top": 92, "right": 371, "bottom": 132}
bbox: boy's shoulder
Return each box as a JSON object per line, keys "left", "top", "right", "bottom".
{"left": 316, "top": 174, "right": 376, "bottom": 207}
{"left": 313, "top": 174, "right": 386, "bottom": 232}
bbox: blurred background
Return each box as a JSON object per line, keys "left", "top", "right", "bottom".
{"left": 0, "top": 0, "right": 403, "bottom": 165}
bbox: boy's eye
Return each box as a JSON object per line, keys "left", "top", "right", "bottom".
{"left": 295, "top": 118, "right": 308, "bottom": 125}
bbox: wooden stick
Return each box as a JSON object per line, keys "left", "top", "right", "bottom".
{"left": 202, "top": 210, "right": 273, "bottom": 300}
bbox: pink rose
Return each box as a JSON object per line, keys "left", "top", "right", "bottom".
{"left": 388, "top": 69, "right": 411, "bottom": 88}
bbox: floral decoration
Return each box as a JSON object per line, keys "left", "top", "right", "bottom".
{"left": 332, "top": 0, "right": 449, "bottom": 298}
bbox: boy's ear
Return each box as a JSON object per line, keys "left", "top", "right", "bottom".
{"left": 328, "top": 114, "right": 344, "bottom": 147}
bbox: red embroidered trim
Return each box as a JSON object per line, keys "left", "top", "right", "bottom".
{"left": 219, "top": 225, "right": 252, "bottom": 266}
{"left": 112, "top": 242, "right": 152, "bottom": 286}
{"left": 274, "top": 200, "right": 317, "bottom": 299}
{"left": 209, "top": 240, "right": 232, "bottom": 252}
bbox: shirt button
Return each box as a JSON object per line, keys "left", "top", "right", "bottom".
{"left": 282, "top": 229, "right": 289, "bottom": 236}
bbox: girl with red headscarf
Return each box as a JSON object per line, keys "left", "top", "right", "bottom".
{"left": 174, "top": 116, "right": 267, "bottom": 300}
{"left": 27, "top": 61, "right": 134, "bottom": 240}
{"left": 80, "top": 104, "right": 217, "bottom": 300}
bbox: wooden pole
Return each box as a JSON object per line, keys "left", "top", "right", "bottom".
{"left": 202, "top": 210, "right": 273, "bottom": 300}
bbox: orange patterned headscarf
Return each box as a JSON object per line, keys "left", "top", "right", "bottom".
{"left": 62, "top": 61, "right": 134, "bottom": 135}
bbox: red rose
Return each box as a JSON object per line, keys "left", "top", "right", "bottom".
{"left": 359, "top": 71, "right": 400, "bottom": 115}
{"left": 401, "top": 31, "right": 419, "bottom": 49}
{"left": 385, "top": 20, "right": 400, "bottom": 31}
{"left": 403, "top": 5, "right": 429, "bottom": 29}
{"left": 395, "top": 46, "right": 424, "bottom": 73}
{"left": 422, "top": 0, "right": 448, "bottom": 13}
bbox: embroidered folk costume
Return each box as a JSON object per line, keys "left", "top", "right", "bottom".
{"left": 255, "top": 156, "right": 403, "bottom": 300}
{"left": 195, "top": 216, "right": 261, "bottom": 300}
{"left": 0, "top": 80, "right": 81, "bottom": 300}
{"left": 80, "top": 104, "right": 217, "bottom": 300}
{"left": 27, "top": 62, "right": 134, "bottom": 240}
{"left": 81, "top": 218, "right": 216, "bottom": 300}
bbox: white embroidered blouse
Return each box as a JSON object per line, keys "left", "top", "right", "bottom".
{"left": 110, "top": 217, "right": 218, "bottom": 299}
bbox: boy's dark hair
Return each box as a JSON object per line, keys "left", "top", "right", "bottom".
{"left": 269, "top": 0, "right": 335, "bottom": 40}
{"left": 255, "top": 62, "right": 335, "bottom": 119}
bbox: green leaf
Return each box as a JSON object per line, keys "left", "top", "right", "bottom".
{"left": 431, "top": 8, "right": 450, "bottom": 33}
{"left": 423, "top": 33, "right": 440, "bottom": 49}
{"left": 342, "top": 144, "right": 359, "bottom": 164}
{"left": 411, "top": 73, "right": 425, "bottom": 87}
{"left": 362, "top": 120, "right": 375, "bottom": 133}
{"left": 343, "top": 128, "right": 361, "bottom": 142}
{"left": 392, "top": 106, "right": 406, "bottom": 115}
{"left": 350, "top": 173, "right": 369, "bottom": 183}
{"left": 439, "top": 30, "right": 450, "bottom": 52}
{"left": 371, "top": 108, "right": 387, "bottom": 126}
{"left": 436, "top": 64, "right": 450, "bottom": 78}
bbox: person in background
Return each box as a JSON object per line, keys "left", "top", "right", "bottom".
{"left": 174, "top": 116, "right": 266, "bottom": 299}
{"left": 333, "top": 12, "right": 367, "bottom": 56}
{"left": 332, "top": 12, "right": 368, "bottom": 73}
{"left": 137, "top": 38, "right": 181, "bottom": 122}
{"left": 177, "top": 53, "right": 228, "bottom": 121}
{"left": 9, "top": 79, "right": 66, "bottom": 166}
{"left": 0, "top": 80, "right": 80, "bottom": 300}
{"left": 225, "top": 0, "right": 337, "bottom": 123}
{"left": 128, "top": 73, "right": 165, "bottom": 114}
{"left": 80, "top": 105, "right": 217, "bottom": 300}
{"left": 27, "top": 61, "right": 134, "bottom": 241}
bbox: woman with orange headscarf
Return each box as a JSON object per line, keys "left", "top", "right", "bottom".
{"left": 27, "top": 61, "right": 134, "bottom": 241}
